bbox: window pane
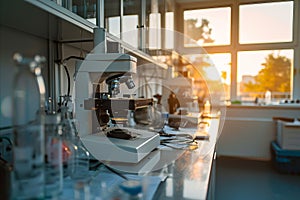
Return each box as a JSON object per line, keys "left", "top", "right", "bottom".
{"left": 209, "top": 53, "right": 231, "bottom": 100}
{"left": 184, "top": 7, "right": 231, "bottom": 47}
{"left": 67, "top": 0, "right": 97, "bottom": 23}
{"left": 183, "top": 53, "right": 230, "bottom": 102}
{"left": 165, "top": 12, "right": 174, "bottom": 49}
{"left": 239, "top": 1, "right": 293, "bottom": 44}
{"left": 107, "top": 17, "right": 120, "bottom": 37}
{"left": 237, "top": 50, "right": 293, "bottom": 103}
{"left": 122, "top": 15, "right": 139, "bottom": 48}
{"left": 149, "top": 13, "right": 162, "bottom": 49}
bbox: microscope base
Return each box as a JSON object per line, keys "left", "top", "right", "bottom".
{"left": 104, "top": 150, "right": 160, "bottom": 174}
{"left": 80, "top": 128, "right": 160, "bottom": 163}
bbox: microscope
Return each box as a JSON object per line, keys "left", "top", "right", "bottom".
{"left": 74, "top": 28, "right": 160, "bottom": 167}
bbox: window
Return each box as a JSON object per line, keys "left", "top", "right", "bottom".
{"left": 149, "top": 13, "right": 162, "bottom": 49}
{"left": 184, "top": 7, "right": 231, "bottom": 47}
{"left": 181, "top": 0, "right": 297, "bottom": 103}
{"left": 165, "top": 12, "right": 174, "bottom": 49}
{"left": 122, "top": 15, "right": 139, "bottom": 48}
{"left": 209, "top": 53, "right": 231, "bottom": 100}
{"left": 183, "top": 53, "right": 231, "bottom": 101}
{"left": 105, "top": 0, "right": 141, "bottom": 48}
{"left": 107, "top": 15, "right": 140, "bottom": 48}
{"left": 107, "top": 15, "right": 139, "bottom": 48}
{"left": 239, "top": 1, "right": 293, "bottom": 44}
{"left": 238, "top": 50, "right": 293, "bottom": 102}
{"left": 107, "top": 17, "right": 120, "bottom": 37}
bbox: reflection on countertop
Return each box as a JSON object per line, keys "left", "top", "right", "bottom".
{"left": 151, "top": 118, "right": 220, "bottom": 200}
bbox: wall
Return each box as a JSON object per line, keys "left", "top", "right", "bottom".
{"left": 0, "top": 0, "right": 94, "bottom": 129}
{"left": 0, "top": 0, "right": 51, "bottom": 128}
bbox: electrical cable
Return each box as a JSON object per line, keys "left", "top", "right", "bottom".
{"left": 103, "top": 164, "right": 128, "bottom": 180}
{"left": 88, "top": 158, "right": 128, "bottom": 180}
{"left": 0, "top": 136, "right": 12, "bottom": 145}
{"left": 160, "top": 139, "right": 198, "bottom": 150}
{"left": 159, "top": 131, "right": 198, "bottom": 150}
{"left": 0, "top": 126, "right": 13, "bottom": 131}
{"left": 55, "top": 56, "right": 84, "bottom": 109}
{"left": 62, "top": 56, "right": 84, "bottom": 63}
{"left": 63, "top": 64, "right": 71, "bottom": 101}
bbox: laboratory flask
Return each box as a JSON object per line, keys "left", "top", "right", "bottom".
{"left": 12, "top": 54, "right": 46, "bottom": 199}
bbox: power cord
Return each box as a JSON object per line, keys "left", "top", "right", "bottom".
{"left": 159, "top": 130, "right": 198, "bottom": 150}
{"left": 55, "top": 56, "right": 84, "bottom": 110}
{"left": 89, "top": 159, "right": 128, "bottom": 180}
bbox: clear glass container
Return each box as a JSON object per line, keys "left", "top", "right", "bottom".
{"left": 60, "top": 107, "right": 90, "bottom": 181}
{"left": 44, "top": 113, "right": 63, "bottom": 198}
{"left": 12, "top": 54, "right": 46, "bottom": 199}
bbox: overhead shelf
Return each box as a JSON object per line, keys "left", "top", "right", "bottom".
{"left": 24, "top": 0, "right": 168, "bottom": 70}
{"left": 25, "top": 0, "right": 97, "bottom": 33}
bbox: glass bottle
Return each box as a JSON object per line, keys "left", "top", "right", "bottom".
{"left": 264, "top": 90, "right": 272, "bottom": 105}
{"left": 60, "top": 107, "right": 91, "bottom": 199}
{"left": 60, "top": 107, "right": 90, "bottom": 180}
{"left": 44, "top": 113, "right": 63, "bottom": 198}
{"left": 12, "top": 54, "right": 46, "bottom": 199}
{"left": 203, "top": 100, "right": 211, "bottom": 115}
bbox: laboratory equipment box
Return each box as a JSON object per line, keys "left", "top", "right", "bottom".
{"left": 275, "top": 119, "right": 300, "bottom": 150}
{"left": 271, "top": 141, "right": 300, "bottom": 174}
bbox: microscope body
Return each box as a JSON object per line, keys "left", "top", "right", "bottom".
{"left": 74, "top": 53, "right": 136, "bottom": 135}
{"left": 74, "top": 53, "right": 160, "bottom": 164}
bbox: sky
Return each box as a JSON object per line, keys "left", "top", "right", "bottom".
{"left": 239, "top": 1, "right": 293, "bottom": 44}
{"left": 184, "top": 7, "right": 231, "bottom": 46}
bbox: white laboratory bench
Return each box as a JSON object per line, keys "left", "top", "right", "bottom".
{"left": 56, "top": 116, "right": 219, "bottom": 200}
{"left": 62, "top": 117, "right": 220, "bottom": 200}
{"left": 0, "top": 117, "right": 220, "bottom": 200}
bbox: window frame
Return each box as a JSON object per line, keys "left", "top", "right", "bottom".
{"left": 176, "top": 0, "right": 299, "bottom": 101}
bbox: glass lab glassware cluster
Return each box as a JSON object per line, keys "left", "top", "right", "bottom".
{"left": 12, "top": 54, "right": 90, "bottom": 199}
{"left": 12, "top": 54, "right": 46, "bottom": 199}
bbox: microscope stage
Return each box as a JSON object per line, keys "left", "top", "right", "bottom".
{"left": 80, "top": 127, "right": 160, "bottom": 163}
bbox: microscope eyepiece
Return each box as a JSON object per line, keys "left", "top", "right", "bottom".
{"left": 125, "top": 77, "right": 135, "bottom": 89}
{"left": 106, "top": 74, "right": 135, "bottom": 97}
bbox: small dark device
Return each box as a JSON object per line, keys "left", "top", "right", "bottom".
{"left": 106, "top": 128, "right": 133, "bottom": 140}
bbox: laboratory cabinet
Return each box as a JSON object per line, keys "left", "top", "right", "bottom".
{"left": 217, "top": 104, "right": 300, "bottom": 160}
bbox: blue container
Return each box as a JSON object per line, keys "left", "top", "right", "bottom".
{"left": 271, "top": 141, "right": 300, "bottom": 174}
